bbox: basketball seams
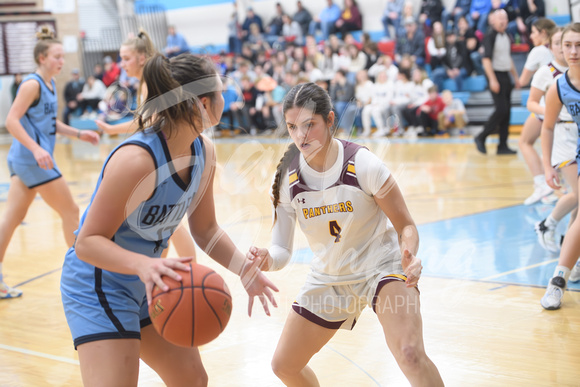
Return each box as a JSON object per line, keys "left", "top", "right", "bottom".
{"left": 202, "top": 272, "right": 224, "bottom": 331}
{"left": 189, "top": 263, "right": 195, "bottom": 347}
{"left": 160, "top": 276, "right": 185, "bottom": 337}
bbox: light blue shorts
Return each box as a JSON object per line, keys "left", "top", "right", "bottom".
{"left": 60, "top": 248, "right": 151, "bottom": 349}
{"left": 8, "top": 160, "right": 61, "bottom": 188}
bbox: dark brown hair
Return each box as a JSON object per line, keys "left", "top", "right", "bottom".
{"left": 533, "top": 18, "right": 557, "bottom": 41}
{"left": 271, "top": 82, "right": 334, "bottom": 221}
{"left": 137, "top": 53, "right": 219, "bottom": 137}
{"left": 34, "top": 26, "right": 61, "bottom": 65}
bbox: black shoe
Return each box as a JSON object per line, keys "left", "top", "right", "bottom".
{"left": 474, "top": 135, "right": 486, "bottom": 154}
{"left": 497, "top": 146, "right": 517, "bottom": 155}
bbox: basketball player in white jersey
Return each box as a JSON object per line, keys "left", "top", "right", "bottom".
{"left": 247, "top": 82, "right": 443, "bottom": 386}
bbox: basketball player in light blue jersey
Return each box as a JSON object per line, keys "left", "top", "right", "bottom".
{"left": 60, "top": 53, "right": 278, "bottom": 386}
{"left": 0, "top": 27, "right": 99, "bottom": 299}
{"left": 247, "top": 83, "right": 443, "bottom": 386}
{"left": 540, "top": 23, "right": 580, "bottom": 310}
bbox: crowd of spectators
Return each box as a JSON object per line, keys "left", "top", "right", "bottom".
{"left": 213, "top": 0, "right": 545, "bottom": 137}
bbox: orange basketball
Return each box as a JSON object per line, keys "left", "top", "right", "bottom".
{"left": 149, "top": 262, "right": 232, "bottom": 347}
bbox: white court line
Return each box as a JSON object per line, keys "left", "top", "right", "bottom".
{"left": 480, "top": 258, "right": 559, "bottom": 281}
{"left": 0, "top": 343, "right": 79, "bottom": 365}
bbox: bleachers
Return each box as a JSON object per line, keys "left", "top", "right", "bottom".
{"left": 70, "top": 116, "right": 133, "bottom": 131}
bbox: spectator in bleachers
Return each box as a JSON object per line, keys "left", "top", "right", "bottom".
{"left": 382, "top": 0, "right": 405, "bottom": 40}
{"left": 308, "top": 0, "right": 341, "bottom": 41}
{"left": 346, "top": 44, "right": 367, "bottom": 80}
{"left": 431, "top": 30, "right": 471, "bottom": 91}
{"left": 240, "top": 43, "right": 257, "bottom": 65}
{"left": 293, "top": 1, "right": 313, "bottom": 37}
{"left": 93, "top": 63, "right": 104, "bottom": 82}
{"left": 334, "top": 0, "right": 363, "bottom": 37}
{"left": 231, "top": 60, "right": 257, "bottom": 86}
{"left": 513, "top": 0, "right": 545, "bottom": 41}
{"left": 427, "top": 21, "right": 447, "bottom": 69}
{"left": 266, "top": 2, "right": 285, "bottom": 37}
{"left": 467, "top": 0, "right": 491, "bottom": 34}
{"left": 397, "top": 2, "right": 417, "bottom": 38}
{"left": 438, "top": 89, "right": 468, "bottom": 134}
{"left": 62, "top": 68, "right": 84, "bottom": 125}
{"left": 228, "top": 5, "right": 242, "bottom": 55}
{"left": 304, "top": 59, "right": 324, "bottom": 83}
{"left": 78, "top": 75, "right": 106, "bottom": 118}
{"left": 417, "top": 85, "right": 446, "bottom": 136}
{"left": 368, "top": 54, "right": 399, "bottom": 82}
{"left": 354, "top": 69, "right": 373, "bottom": 133}
{"left": 330, "top": 69, "right": 357, "bottom": 133}
{"left": 164, "top": 25, "right": 190, "bottom": 58}
{"left": 519, "top": 18, "right": 555, "bottom": 86}
{"left": 456, "top": 16, "right": 483, "bottom": 75}
{"left": 305, "top": 35, "right": 324, "bottom": 65}
{"left": 242, "top": 7, "right": 264, "bottom": 42}
{"left": 395, "top": 17, "right": 426, "bottom": 67}
{"left": 362, "top": 40, "right": 379, "bottom": 70}
{"left": 281, "top": 14, "right": 304, "bottom": 46}
{"left": 419, "top": 0, "right": 444, "bottom": 34}
{"left": 102, "top": 56, "right": 120, "bottom": 87}
{"left": 475, "top": 9, "right": 520, "bottom": 155}
{"left": 361, "top": 69, "right": 393, "bottom": 137}
{"left": 318, "top": 44, "right": 337, "bottom": 81}
{"left": 402, "top": 68, "right": 433, "bottom": 136}
{"left": 390, "top": 68, "right": 414, "bottom": 136}
{"left": 327, "top": 33, "right": 343, "bottom": 54}
{"left": 287, "top": 45, "right": 307, "bottom": 72}
{"left": 248, "top": 23, "right": 271, "bottom": 54}
{"left": 442, "top": 0, "right": 472, "bottom": 32}
{"left": 231, "top": 76, "right": 261, "bottom": 134}
{"left": 11, "top": 73, "right": 23, "bottom": 102}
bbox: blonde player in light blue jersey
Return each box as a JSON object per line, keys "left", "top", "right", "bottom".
{"left": 247, "top": 82, "right": 443, "bottom": 386}
{"left": 540, "top": 23, "right": 580, "bottom": 310}
{"left": 1, "top": 26, "right": 99, "bottom": 299}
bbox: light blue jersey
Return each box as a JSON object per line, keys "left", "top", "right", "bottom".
{"left": 61, "top": 129, "right": 206, "bottom": 348}
{"left": 556, "top": 72, "right": 580, "bottom": 174}
{"left": 7, "top": 73, "right": 57, "bottom": 166}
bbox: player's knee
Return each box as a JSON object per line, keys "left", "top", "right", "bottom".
{"left": 396, "top": 344, "right": 422, "bottom": 369}
{"left": 271, "top": 355, "right": 295, "bottom": 379}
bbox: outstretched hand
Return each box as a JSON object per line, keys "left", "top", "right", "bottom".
{"left": 80, "top": 130, "right": 100, "bottom": 145}
{"left": 240, "top": 257, "right": 278, "bottom": 317}
{"left": 246, "top": 246, "right": 272, "bottom": 271}
{"left": 402, "top": 249, "right": 422, "bottom": 287}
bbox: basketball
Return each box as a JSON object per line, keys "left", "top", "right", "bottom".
{"left": 149, "top": 262, "right": 232, "bottom": 347}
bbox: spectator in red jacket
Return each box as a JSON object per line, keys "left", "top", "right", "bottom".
{"left": 334, "top": 0, "right": 362, "bottom": 37}
{"left": 102, "top": 56, "right": 120, "bottom": 87}
{"left": 418, "top": 85, "right": 446, "bottom": 136}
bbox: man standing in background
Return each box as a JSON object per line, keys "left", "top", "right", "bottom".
{"left": 475, "top": 9, "right": 520, "bottom": 155}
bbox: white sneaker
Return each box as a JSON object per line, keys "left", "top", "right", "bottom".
{"left": 541, "top": 276, "right": 566, "bottom": 310}
{"left": 540, "top": 193, "right": 559, "bottom": 205}
{"left": 535, "top": 219, "right": 559, "bottom": 253}
{"left": 569, "top": 261, "right": 580, "bottom": 283}
{"left": 373, "top": 129, "right": 387, "bottom": 138}
{"left": 404, "top": 126, "right": 417, "bottom": 138}
{"left": 524, "top": 183, "right": 553, "bottom": 205}
{"left": 0, "top": 281, "right": 23, "bottom": 299}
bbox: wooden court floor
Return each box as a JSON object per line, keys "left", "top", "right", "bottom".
{"left": 0, "top": 134, "right": 579, "bottom": 387}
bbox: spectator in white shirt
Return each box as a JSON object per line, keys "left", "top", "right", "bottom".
{"left": 362, "top": 69, "right": 393, "bottom": 137}
{"left": 78, "top": 75, "right": 106, "bottom": 118}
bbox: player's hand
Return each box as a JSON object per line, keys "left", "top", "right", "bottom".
{"left": 95, "top": 119, "right": 112, "bottom": 134}
{"left": 240, "top": 259, "right": 279, "bottom": 317}
{"left": 545, "top": 166, "right": 560, "bottom": 190}
{"left": 140, "top": 256, "right": 193, "bottom": 306}
{"left": 80, "top": 130, "right": 101, "bottom": 145}
{"left": 401, "top": 249, "right": 422, "bottom": 287}
{"left": 33, "top": 147, "right": 54, "bottom": 170}
{"left": 246, "top": 246, "right": 272, "bottom": 271}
